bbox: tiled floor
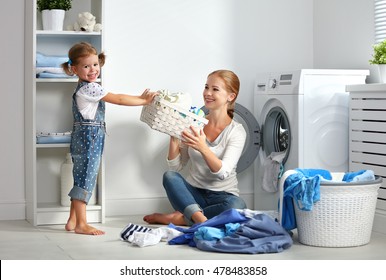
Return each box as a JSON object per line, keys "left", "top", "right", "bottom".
{"left": 1, "top": 215, "right": 386, "bottom": 260}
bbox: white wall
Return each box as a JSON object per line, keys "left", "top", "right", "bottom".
{"left": 0, "top": 0, "right": 376, "bottom": 220}
{"left": 313, "top": 0, "right": 376, "bottom": 82}
{"left": 0, "top": 0, "right": 26, "bottom": 220}
{"left": 102, "top": 0, "right": 314, "bottom": 215}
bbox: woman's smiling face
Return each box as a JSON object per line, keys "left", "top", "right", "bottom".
{"left": 203, "top": 74, "right": 235, "bottom": 109}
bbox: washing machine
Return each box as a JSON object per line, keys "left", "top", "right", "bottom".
{"left": 253, "top": 69, "right": 369, "bottom": 210}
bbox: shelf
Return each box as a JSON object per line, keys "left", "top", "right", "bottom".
{"left": 37, "top": 78, "right": 77, "bottom": 83}
{"left": 37, "top": 202, "right": 102, "bottom": 212}
{"left": 36, "top": 203, "right": 103, "bottom": 225}
{"left": 36, "top": 78, "right": 101, "bottom": 83}
{"left": 37, "top": 30, "right": 101, "bottom": 36}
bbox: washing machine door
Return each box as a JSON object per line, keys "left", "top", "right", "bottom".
{"left": 202, "top": 103, "right": 260, "bottom": 173}
{"left": 233, "top": 103, "right": 260, "bottom": 172}
{"left": 262, "top": 106, "right": 291, "bottom": 164}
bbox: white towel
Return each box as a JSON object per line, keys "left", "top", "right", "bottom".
{"left": 36, "top": 67, "right": 66, "bottom": 74}
{"left": 262, "top": 151, "right": 286, "bottom": 192}
{"left": 157, "top": 89, "right": 192, "bottom": 111}
{"left": 128, "top": 227, "right": 183, "bottom": 247}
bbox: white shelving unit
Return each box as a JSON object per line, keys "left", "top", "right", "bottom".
{"left": 25, "top": 0, "right": 105, "bottom": 226}
{"left": 347, "top": 83, "right": 386, "bottom": 234}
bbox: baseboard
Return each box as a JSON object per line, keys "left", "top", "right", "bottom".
{"left": 106, "top": 193, "right": 254, "bottom": 216}
{"left": 0, "top": 200, "right": 26, "bottom": 220}
{"left": 0, "top": 193, "right": 253, "bottom": 221}
{"left": 373, "top": 209, "right": 386, "bottom": 234}
{"left": 106, "top": 197, "right": 174, "bottom": 216}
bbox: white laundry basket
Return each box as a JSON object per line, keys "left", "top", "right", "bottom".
{"left": 280, "top": 171, "right": 381, "bottom": 247}
{"left": 140, "top": 96, "right": 208, "bottom": 139}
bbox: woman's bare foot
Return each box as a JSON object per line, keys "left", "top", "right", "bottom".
{"left": 75, "top": 224, "right": 105, "bottom": 235}
{"left": 143, "top": 211, "right": 186, "bottom": 225}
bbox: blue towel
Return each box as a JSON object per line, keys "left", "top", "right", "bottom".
{"left": 168, "top": 208, "right": 249, "bottom": 247}
{"left": 282, "top": 169, "right": 330, "bottom": 230}
{"left": 194, "top": 227, "right": 225, "bottom": 241}
{"left": 281, "top": 196, "right": 297, "bottom": 231}
{"left": 36, "top": 52, "right": 68, "bottom": 68}
{"left": 342, "top": 170, "right": 375, "bottom": 182}
{"left": 351, "top": 170, "right": 375, "bottom": 182}
{"left": 342, "top": 170, "right": 366, "bottom": 182}
{"left": 36, "top": 135, "right": 71, "bottom": 144}
{"left": 194, "top": 223, "right": 240, "bottom": 241}
{"left": 37, "top": 72, "right": 72, "bottom": 79}
{"left": 36, "top": 132, "right": 71, "bottom": 144}
{"left": 295, "top": 168, "right": 332, "bottom": 180}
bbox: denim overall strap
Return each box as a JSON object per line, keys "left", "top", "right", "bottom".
{"left": 71, "top": 82, "right": 106, "bottom": 125}
{"left": 68, "top": 81, "right": 106, "bottom": 204}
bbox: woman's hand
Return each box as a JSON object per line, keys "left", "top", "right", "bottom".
{"left": 182, "top": 126, "right": 207, "bottom": 153}
{"left": 182, "top": 126, "right": 222, "bottom": 173}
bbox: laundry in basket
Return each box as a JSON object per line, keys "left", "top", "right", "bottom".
{"left": 140, "top": 90, "right": 208, "bottom": 139}
{"left": 278, "top": 169, "right": 381, "bottom": 247}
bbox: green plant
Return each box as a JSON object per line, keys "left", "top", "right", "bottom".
{"left": 369, "top": 39, "right": 386, "bottom": 64}
{"left": 37, "top": 0, "right": 72, "bottom": 12}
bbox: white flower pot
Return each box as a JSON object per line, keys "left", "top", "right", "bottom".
{"left": 378, "top": 64, "right": 386, "bottom": 83}
{"left": 42, "top": 9, "right": 65, "bottom": 31}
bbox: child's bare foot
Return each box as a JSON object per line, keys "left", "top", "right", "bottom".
{"left": 65, "top": 218, "right": 76, "bottom": 231}
{"left": 75, "top": 224, "right": 105, "bottom": 235}
{"left": 143, "top": 211, "right": 185, "bottom": 225}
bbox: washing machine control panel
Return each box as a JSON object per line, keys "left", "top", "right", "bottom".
{"left": 268, "top": 78, "right": 277, "bottom": 89}
{"left": 279, "top": 74, "right": 293, "bottom": 85}
{"left": 256, "top": 71, "right": 299, "bottom": 95}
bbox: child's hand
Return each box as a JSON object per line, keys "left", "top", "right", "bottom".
{"left": 140, "top": 89, "right": 158, "bottom": 104}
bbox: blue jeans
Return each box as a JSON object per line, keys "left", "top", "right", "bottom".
{"left": 68, "top": 124, "right": 105, "bottom": 204}
{"left": 163, "top": 171, "right": 246, "bottom": 225}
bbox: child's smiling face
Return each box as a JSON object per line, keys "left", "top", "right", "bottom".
{"left": 71, "top": 54, "right": 100, "bottom": 82}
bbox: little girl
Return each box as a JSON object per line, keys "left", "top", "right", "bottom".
{"left": 61, "top": 42, "right": 157, "bottom": 235}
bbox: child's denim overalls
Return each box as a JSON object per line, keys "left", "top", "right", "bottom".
{"left": 68, "top": 82, "right": 106, "bottom": 204}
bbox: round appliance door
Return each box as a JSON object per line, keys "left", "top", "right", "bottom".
{"left": 201, "top": 103, "right": 260, "bottom": 173}
{"left": 262, "top": 106, "right": 291, "bottom": 164}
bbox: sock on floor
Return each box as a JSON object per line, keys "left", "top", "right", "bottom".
{"left": 130, "top": 231, "right": 161, "bottom": 247}
{"left": 120, "top": 223, "right": 152, "bottom": 241}
{"left": 129, "top": 227, "right": 184, "bottom": 247}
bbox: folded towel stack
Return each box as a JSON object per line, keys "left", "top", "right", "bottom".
{"left": 36, "top": 52, "right": 72, "bottom": 79}
{"left": 36, "top": 131, "right": 72, "bottom": 144}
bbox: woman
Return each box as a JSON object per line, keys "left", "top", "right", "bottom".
{"left": 144, "top": 69, "right": 247, "bottom": 226}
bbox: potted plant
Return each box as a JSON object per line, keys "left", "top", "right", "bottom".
{"left": 369, "top": 39, "right": 386, "bottom": 83}
{"left": 37, "top": 0, "right": 72, "bottom": 31}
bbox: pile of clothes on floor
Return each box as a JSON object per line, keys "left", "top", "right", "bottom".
{"left": 120, "top": 208, "right": 293, "bottom": 254}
